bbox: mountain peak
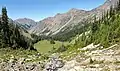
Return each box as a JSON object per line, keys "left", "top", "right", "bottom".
{"left": 104, "top": 0, "right": 118, "bottom": 6}
{"left": 68, "top": 8, "right": 86, "bottom": 14}
{"left": 69, "top": 8, "right": 79, "bottom": 11}
{"left": 14, "top": 18, "right": 37, "bottom": 29}
{"left": 16, "top": 18, "right": 35, "bottom": 21}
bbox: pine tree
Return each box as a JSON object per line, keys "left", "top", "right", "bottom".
{"left": 106, "top": 10, "right": 109, "bottom": 19}
{"left": 1, "top": 7, "right": 10, "bottom": 44}
{"left": 116, "top": 0, "right": 120, "bottom": 11}
{"left": 91, "top": 16, "right": 98, "bottom": 34}
{"left": 110, "top": 6, "right": 113, "bottom": 17}
{"left": 0, "top": 20, "right": 2, "bottom": 30}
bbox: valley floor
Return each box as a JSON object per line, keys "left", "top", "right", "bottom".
{"left": 34, "top": 40, "right": 69, "bottom": 53}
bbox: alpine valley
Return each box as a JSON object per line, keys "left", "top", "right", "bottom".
{"left": 0, "top": 0, "right": 120, "bottom": 71}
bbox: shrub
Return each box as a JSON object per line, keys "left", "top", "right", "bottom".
{"left": 50, "top": 40, "right": 55, "bottom": 44}
{"left": 57, "top": 44, "right": 67, "bottom": 52}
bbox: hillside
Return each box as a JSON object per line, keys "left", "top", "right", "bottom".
{"left": 29, "top": 0, "right": 118, "bottom": 37}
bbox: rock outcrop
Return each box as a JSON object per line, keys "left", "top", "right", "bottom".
{"left": 58, "top": 44, "right": 120, "bottom": 71}
{"left": 0, "top": 58, "right": 42, "bottom": 71}
{"left": 44, "top": 57, "right": 64, "bottom": 71}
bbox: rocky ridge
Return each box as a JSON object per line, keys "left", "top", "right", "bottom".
{"left": 29, "top": 0, "right": 118, "bottom": 36}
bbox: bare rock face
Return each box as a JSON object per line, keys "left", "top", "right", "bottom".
{"left": 29, "top": 0, "right": 118, "bottom": 36}
{"left": 44, "top": 56, "right": 64, "bottom": 71}
{"left": 14, "top": 18, "right": 37, "bottom": 30}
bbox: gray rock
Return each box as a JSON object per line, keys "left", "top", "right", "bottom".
{"left": 45, "top": 57, "right": 64, "bottom": 71}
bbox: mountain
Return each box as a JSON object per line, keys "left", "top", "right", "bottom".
{"left": 29, "top": 0, "right": 118, "bottom": 36}
{"left": 14, "top": 18, "right": 37, "bottom": 30}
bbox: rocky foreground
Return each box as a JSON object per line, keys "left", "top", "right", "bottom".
{"left": 0, "top": 44, "right": 120, "bottom": 71}
{"left": 58, "top": 44, "right": 120, "bottom": 71}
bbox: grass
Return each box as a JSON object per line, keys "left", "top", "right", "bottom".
{"left": 0, "top": 48, "right": 38, "bottom": 61}
{"left": 34, "top": 40, "right": 69, "bottom": 53}
{"left": 0, "top": 47, "right": 50, "bottom": 63}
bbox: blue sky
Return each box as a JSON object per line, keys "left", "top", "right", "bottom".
{"left": 0, "top": 0, "right": 105, "bottom": 21}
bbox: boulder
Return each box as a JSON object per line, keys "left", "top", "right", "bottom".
{"left": 45, "top": 57, "right": 64, "bottom": 71}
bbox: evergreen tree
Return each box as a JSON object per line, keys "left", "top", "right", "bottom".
{"left": 1, "top": 7, "right": 10, "bottom": 44}
{"left": 0, "top": 7, "right": 36, "bottom": 50}
{"left": 110, "top": 6, "right": 114, "bottom": 17}
{"left": 0, "top": 20, "right": 2, "bottom": 30}
{"left": 116, "top": 0, "right": 120, "bottom": 11}
{"left": 91, "top": 17, "right": 98, "bottom": 34}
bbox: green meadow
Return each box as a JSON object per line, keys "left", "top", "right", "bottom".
{"left": 34, "top": 40, "right": 69, "bottom": 53}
